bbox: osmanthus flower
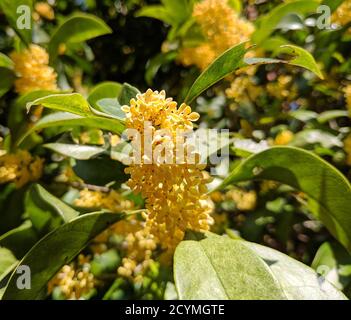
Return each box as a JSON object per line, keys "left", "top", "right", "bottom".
{"left": 344, "top": 134, "right": 351, "bottom": 166}
{"left": 178, "top": 0, "right": 254, "bottom": 71}
{"left": 344, "top": 85, "right": 351, "bottom": 117}
{"left": 274, "top": 130, "right": 295, "bottom": 146}
{"left": 33, "top": 2, "right": 55, "bottom": 21}
{"left": 10, "top": 44, "right": 58, "bottom": 94}
{"left": 48, "top": 255, "right": 95, "bottom": 300}
{"left": 332, "top": 0, "right": 351, "bottom": 31}
{"left": 74, "top": 189, "right": 156, "bottom": 282}
{"left": 0, "top": 150, "right": 44, "bottom": 188}
{"left": 122, "top": 89, "right": 214, "bottom": 260}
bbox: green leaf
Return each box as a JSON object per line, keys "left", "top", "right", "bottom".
{"left": 317, "top": 110, "right": 349, "bottom": 123}
{"left": 18, "top": 112, "right": 125, "bottom": 146}
{"left": 95, "top": 99, "right": 126, "bottom": 121}
{"left": 118, "top": 83, "right": 140, "bottom": 106}
{"left": 290, "top": 130, "right": 342, "bottom": 148}
{"left": 73, "top": 157, "right": 127, "bottom": 187}
{"left": 2, "top": 212, "right": 125, "bottom": 300}
{"left": 0, "top": 221, "right": 38, "bottom": 259}
{"left": 185, "top": 42, "right": 323, "bottom": 103}
{"left": 8, "top": 90, "right": 58, "bottom": 133}
{"left": 312, "top": 241, "right": 351, "bottom": 290}
{"left": 44, "top": 143, "right": 106, "bottom": 160}
{"left": 0, "top": 248, "right": 18, "bottom": 282}
{"left": 252, "top": 0, "right": 321, "bottom": 44}
{"left": 25, "top": 184, "right": 79, "bottom": 235}
{"left": 0, "top": 68, "right": 15, "bottom": 98}
{"left": 185, "top": 42, "right": 249, "bottom": 103}
{"left": 135, "top": 5, "right": 176, "bottom": 25}
{"left": 216, "top": 147, "right": 351, "bottom": 252}
{"left": 174, "top": 233, "right": 345, "bottom": 299}
{"left": 276, "top": 45, "right": 324, "bottom": 79}
{"left": 0, "top": 0, "right": 33, "bottom": 44}
{"left": 26, "top": 93, "right": 92, "bottom": 117}
{"left": 49, "top": 13, "right": 112, "bottom": 62}
{"left": 87, "top": 82, "right": 123, "bottom": 109}
{"left": 0, "top": 53, "right": 14, "bottom": 69}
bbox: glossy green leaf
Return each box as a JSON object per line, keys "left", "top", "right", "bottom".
{"left": 185, "top": 42, "right": 322, "bottom": 103}
{"left": 276, "top": 45, "right": 324, "bottom": 79}
{"left": 217, "top": 147, "right": 351, "bottom": 252}
{"left": 0, "top": 0, "right": 33, "bottom": 44}
{"left": 145, "top": 51, "right": 177, "bottom": 85}
{"left": 2, "top": 212, "right": 125, "bottom": 300}
{"left": 0, "top": 248, "right": 18, "bottom": 282}
{"left": 118, "top": 83, "right": 140, "bottom": 106}
{"left": 0, "top": 221, "right": 38, "bottom": 259}
{"left": 25, "top": 184, "right": 79, "bottom": 235}
{"left": 185, "top": 42, "right": 249, "bottom": 103}
{"left": 317, "top": 110, "right": 349, "bottom": 123}
{"left": 73, "top": 157, "right": 127, "bottom": 187}
{"left": 135, "top": 5, "right": 175, "bottom": 25}
{"left": 252, "top": 0, "right": 320, "bottom": 44}
{"left": 95, "top": 99, "right": 126, "bottom": 121}
{"left": 87, "top": 82, "right": 123, "bottom": 109}
{"left": 312, "top": 241, "right": 351, "bottom": 291}
{"left": 26, "top": 93, "right": 92, "bottom": 117}
{"left": 49, "top": 13, "right": 112, "bottom": 62}
{"left": 44, "top": 143, "right": 105, "bottom": 160}
{"left": 290, "top": 130, "right": 342, "bottom": 148}
{"left": 8, "top": 90, "right": 59, "bottom": 133}
{"left": 18, "top": 112, "right": 125, "bottom": 146}
{"left": 0, "top": 68, "right": 15, "bottom": 98}
{"left": 174, "top": 233, "right": 345, "bottom": 299}
{"left": 0, "top": 53, "right": 14, "bottom": 69}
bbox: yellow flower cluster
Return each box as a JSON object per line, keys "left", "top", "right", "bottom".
{"left": 266, "top": 75, "right": 297, "bottom": 101}
{"left": 122, "top": 89, "right": 214, "bottom": 258}
{"left": 75, "top": 189, "right": 155, "bottom": 281}
{"left": 117, "top": 222, "right": 157, "bottom": 282}
{"left": 332, "top": 0, "right": 351, "bottom": 29}
{"left": 345, "top": 134, "right": 351, "bottom": 166}
{"left": 48, "top": 255, "right": 95, "bottom": 300}
{"left": 10, "top": 44, "right": 58, "bottom": 94}
{"left": 0, "top": 150, "right": 44, "bottom": 188}
{"left": 226, "top": 188, "right": 257, "bottom": 211}
{"left": 34, "top": 2, "right": 55, "bottom": 21}
{"left": 344, "top": 85, "right": 351, "bottom": 116}
{"left": 274, "top": 130, "right": 294, "bottom": 145}
{"left": 178, "top": 0, "right": 254, "bottom": 70}
{"left": 74, "top": 189, "right": 134, "bottom": 212}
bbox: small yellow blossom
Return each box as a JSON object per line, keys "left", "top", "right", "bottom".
{"left": 75, "top": 189, "right": 134, "bottom": 213}
{"left": 10, "top": 44, "right": 58, "bottom": 94}
{"left": 274, "top": 130, "right": 294, "bottom": 145}
{"left": 178, "top": 0, "right": 254, "bottom": 70}
{"left": 48, "top": 255, "right": 95, "bottom": 300}
{"left": 344, "top": 134, "right": 351, "bottom": 166}
{"left": 266, "top": 75, "right": 297, "bottom": 101}
{"left": 226, "top": 188, "right": 257, "bottom": 211}
{"left": 0, "top": 150, "right": 44, "bottom": 188}
{"left": 344, "top": 85, "right": 351, "bottom": 116}
{"left": 332, "top": 0, "right": 351, "bottom": 31}
{"left": 34, "top": 2, "right": 55, "bottom": 20}
{"left": 123, "top": 89, "right": 214, "bottom": 259}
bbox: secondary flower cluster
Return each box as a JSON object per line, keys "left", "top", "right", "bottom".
{"left": 332, "top": 0, "right": 351, "bottom": 31}
{"left": 10, "top": 44, "right": 57, "bottom": 94}
{"left": 122, "top": 89, "right": 214, "bottom": 259}
{"left": 48, "top": 255, "right": 95, "bottom": 300}
{"left": 0, "top": 150, "right": 43, "bottom": 188}
{"left": 178, "top": 0, "right": 254, "bottom": 70}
